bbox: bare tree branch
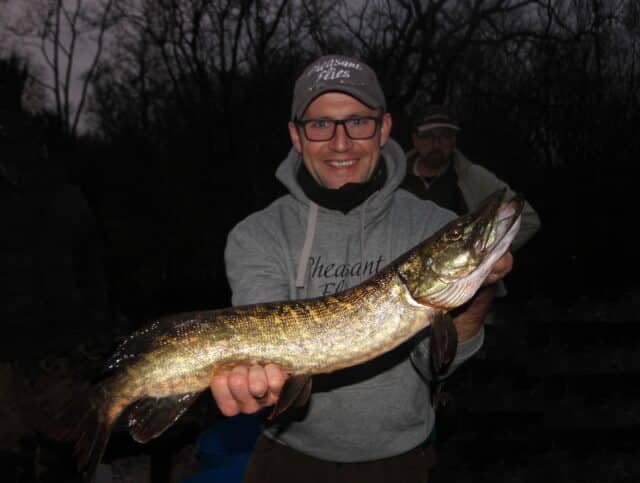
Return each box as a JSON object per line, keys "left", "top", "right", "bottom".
{"left": 8, "top": 0, "right": 121, "bottom": 138}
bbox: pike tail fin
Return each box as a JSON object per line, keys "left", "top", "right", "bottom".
{"left": 74, "top": 404, "right": 115, "bottom": 483}
{"left": 50, "top": 385, "right": 122, "bottom": 483}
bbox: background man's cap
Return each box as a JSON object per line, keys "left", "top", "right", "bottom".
{"left": 291, "top": 55, "right": 386, "bottom": 120}
{"left": 413, "top": 105, "right": 460, "bottom": 133}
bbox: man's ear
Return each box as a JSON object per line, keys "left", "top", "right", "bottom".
{"left": 379, "top": 112, "right": 392, "bottom": 147}
{"left": 289, "top": 122, "right": 302, "bottom": 153}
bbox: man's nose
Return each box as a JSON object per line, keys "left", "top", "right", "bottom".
{"left": 330, "top": 123, "right": 352, "bottom": 151}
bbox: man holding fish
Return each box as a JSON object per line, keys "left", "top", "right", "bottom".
{"left": 212, "top": 54, "right": 515, "bottom": 482}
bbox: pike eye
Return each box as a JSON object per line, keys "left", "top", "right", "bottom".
{"left": 448, "top": 228, "right": 463, "bottom": 241}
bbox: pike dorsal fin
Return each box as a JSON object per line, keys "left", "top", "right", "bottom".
{"left": 105, "top": 316, "right": 211, "bottom": 372}
{"left": 127, "top": 392, "right": 200, "bottom": 443}
{"left": 268, "top": 375, "right": 312, "bottom": 420}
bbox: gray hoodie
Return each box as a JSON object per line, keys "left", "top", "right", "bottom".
{"left": 224, "top": 138, "right": 484, "bottom": 462}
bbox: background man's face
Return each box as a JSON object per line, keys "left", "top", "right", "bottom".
{"left": 412, "top": 127, "right": 457, "bottom": 169}
{"left": 289, "top": 92, "right": 391, "bottom": 189}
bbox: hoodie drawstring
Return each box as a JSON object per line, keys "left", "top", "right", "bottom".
{"left": 359, "top": 198, "right": 370, "bottom": 283}
{"left": 295, "top": 202, "right": 319, "bottom": 288}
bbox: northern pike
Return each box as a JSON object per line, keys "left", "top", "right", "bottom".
{"left": 54, "top": 189, "right": 523, "bottom": 482}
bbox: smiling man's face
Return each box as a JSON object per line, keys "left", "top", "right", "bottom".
{"left": 289, "top": 92, "right": 391, "bottom": 189}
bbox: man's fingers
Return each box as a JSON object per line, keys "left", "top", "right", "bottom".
{"left": 228, "top": 366, "right": 265, "bottom": 413}
{"left": 210, "top": 370, "right": 239, "bottom": 417}
{"left": 496, "top": 251, "right": 513, "bottom": 275}
{"left": 248, "top": 365, "right": 269, "bottom": 398}
{"left": 264, "top": 364, "right": 288, "bottom": 396}
{"left": 210, "top": 364, "right": 288, "bottom": 416}
{"left": 228, "top": 366, "right": 253, "bottom": 401}
{"left": 485, "top": 252, "right": 513, "bottom": 284}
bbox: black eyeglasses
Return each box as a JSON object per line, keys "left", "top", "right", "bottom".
{"left": 295, "top": 116, "right": 381, "bottom": 142}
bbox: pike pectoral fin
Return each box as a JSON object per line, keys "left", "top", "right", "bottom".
{"left": 268, "top": 375, "right": 312, "bottom": 420}
{"left": 430, "top": 313, "right": 458, "bottom": 375}
{"left": 128, "top": 392, "right": 201, "bottom": 443}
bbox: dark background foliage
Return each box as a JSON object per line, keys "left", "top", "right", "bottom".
{"left": 2, "top": 0, "right": 639, "bottom": 353}
{"left": 56, "top": 1, "right": 640, "bottom": 319}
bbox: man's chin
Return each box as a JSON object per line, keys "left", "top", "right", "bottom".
{"left": 424, "top": 156, "right": 448, "bottom": 169}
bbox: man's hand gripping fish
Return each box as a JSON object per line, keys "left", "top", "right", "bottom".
{"left": 53, "top": 189, "right": 523, "bottom": 482}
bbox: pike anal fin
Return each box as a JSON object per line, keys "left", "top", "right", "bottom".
{"left": 128, "top": 391, "right": 201, "bottom": 443}
{"left": 268, "top": 375, "right": 312, "bottom": 420}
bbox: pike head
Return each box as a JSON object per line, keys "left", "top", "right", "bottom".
{"left": 397, "top": 189, "right": 524, "bottom": 309}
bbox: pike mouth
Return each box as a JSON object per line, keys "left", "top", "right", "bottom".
{"left": 475, "top": 197, "right": 523, "bottom": 257}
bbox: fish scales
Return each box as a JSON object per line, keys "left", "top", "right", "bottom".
{"left": 98, "top": 274, "right": 427, "bottom": 403}
{"left": 215, "top": 269, "right": 436, "bottom": 374}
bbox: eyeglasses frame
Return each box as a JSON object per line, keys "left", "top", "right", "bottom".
{"left": 294, "top": 116, "right": 383, "bottom": 142}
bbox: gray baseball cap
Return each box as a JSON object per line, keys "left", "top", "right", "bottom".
{"left": 412, "top": 105, "right": 460, "bottom": 133}
{"left": 291, "top": 55, "right": 386, "bottom": 120}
